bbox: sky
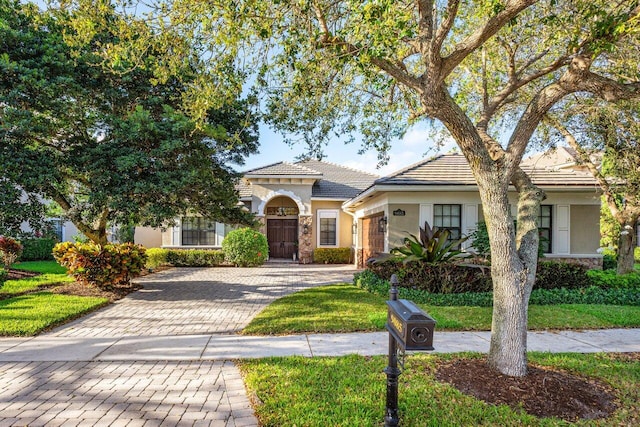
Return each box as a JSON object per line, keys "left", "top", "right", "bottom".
{"left": 240, "top": 122, "right": 458, "bottom": 178}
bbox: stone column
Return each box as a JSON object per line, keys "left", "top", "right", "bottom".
{"left": 298, "top": 215, "right": 313, "bottom": 264}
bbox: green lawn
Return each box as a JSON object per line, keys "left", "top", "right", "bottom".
{"left": 239, "top": 352, "right": 640, "bottom": 426}
{"left": 1, "top": 261, "right": 73, "bottom": 296}
{"left": 243, "top": 283, "right": 640, "bottom": 334}
{"left": 0, "top": 292, "right": 108, "bottom": 336}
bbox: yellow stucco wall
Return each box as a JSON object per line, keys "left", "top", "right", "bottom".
{"left": 311, "top": 200, "right": 354, "bottom": 248}
{"left": 388, "top": 204, "right": 420, "bottom": 248}
{"left": 135, "top": 227, "right": 163, "bottom": 248}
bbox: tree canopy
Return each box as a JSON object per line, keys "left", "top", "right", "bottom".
{"left": 0, "top": 0, "right": 259, "bottom": 244}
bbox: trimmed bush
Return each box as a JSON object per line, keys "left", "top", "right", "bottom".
{"left": 534, "top": 261, "right": 590, "bottom": 290}
{"left": 222, "top": 228, "right": 268, "bottom": 267}
{"left": 165, "top": 249, "right": 225, "bottom": 267}
{"left": 145, "top": 248, "right": 170, "bottom": 269}
{"left": 0, "top": 235, "right": 23, "bottom": 268}
{"left": 53, "top": 242, "right": 147, "bottom": 289}
{"left": 20, "top": 238, "right": 56, "bottom": 261}
{"left": 636, "top": 247, "right": 640, "bottom": 263}
{"left": 367, "top": 259, "right": 492, "bottom": 294}
{"left": 602, "top": 253, "right": 617, "bottom": 270}
{"left": 587, "top": 269, "right": 640, "bottom": 289}
{"left": 354, "top": 269, "right": 640, "bottom": 307}
{"left": 313, "top": 247, "right": 352, "bottom": 264}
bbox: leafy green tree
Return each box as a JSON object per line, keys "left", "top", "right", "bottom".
{"left": 47, "top": 1, "right": 640, "bottom": 377}
{"left": 0, "top": 180, "right": 49, "bottom": 237}
{"left": 0, "top": 0, "right": 258, "bottom": 245}
{"left": 548, "top": 101, "right": 640, "bottom": 274}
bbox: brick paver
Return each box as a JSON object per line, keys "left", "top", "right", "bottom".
{"left": 0, "top": 263, "right": 358, "bottom": 426}
{"left": 49, "top": 264, "right": 357, "bottom": 338}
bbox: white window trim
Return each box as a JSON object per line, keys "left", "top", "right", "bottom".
{"left": 317, "top": 209, "right": 340, "bottom": 248}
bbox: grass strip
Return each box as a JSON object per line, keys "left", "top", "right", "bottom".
{"left": 11, "top": 260, "right": 67, "bottom": 274}
{"left": 0, "top": 292, "right": 108, "bottom": 336}
{"left": 238, "top": 352, "right": 640, "bottom": 427}
{"left": 243, "top": 284, "right": 640, "bottom": 334}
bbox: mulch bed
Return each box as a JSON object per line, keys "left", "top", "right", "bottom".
{"left": 436, "top": 356, "right": 623, "bottom": 421}
{"left": 7, "top": 268, "right": 40, "bottom": 280}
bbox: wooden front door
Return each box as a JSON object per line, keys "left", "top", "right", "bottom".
{"left": 362, "top": 213, "right": 385, "bottom": 264}
{"left": 267, "top": 219, "right": 298, "bottom": 259}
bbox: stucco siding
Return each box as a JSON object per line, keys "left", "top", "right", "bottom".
{"left": 570, "top": 205, "right": 600, "bottom": 253}
{"left": 388, "top": 204, "right": 420, "bottom": 248}
{"left": 135, "top": 227, "right": 162, "bottom": 248}
{"left": 311, "top": 200, "right": 353, "bottom": 248}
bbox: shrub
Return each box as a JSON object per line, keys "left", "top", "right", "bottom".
{"left": 470, "top": 221, "right": 490, "bottom": 259}
{"left": 145, "top": 248, "right": 169, "bottom": 269}
{"left": 0, "top": 235, "right": 23, "bottom": 268}
{"left": 636, "top": 247, "right": 640, "bottom": 263}
{"left": 367, "top": 259, "right": 492, "bottom": 294}
{"left": 534, "top": 261, "right": 590, "bottom": 290}
{"left": 602, "top": 253, "right": 617, "bottom": 271}
{"left": 313, "top": 248, "right": 352, "bottom": 264}
{"left": 391, "top": 221, "right": 468, "bottom": 264}
{"left": 165, "top": 249, "right": 225, "bottom": 267}
{"left": 0, "top": 268, "right": 7, "bottom": 288}
{"left": 222, "top": 228, "right": 268, "bottom": 267}
{"left": 53, "top": 242, "right": 147, "bottom": 289}
{"left": 20, "top": 238, "right": 56, "bottom": 261}
{"left": 587, "top": 269, "right": 640, "bottom": 289}
{"left": 354, "top": 269, "right": 640, "bottom": 307}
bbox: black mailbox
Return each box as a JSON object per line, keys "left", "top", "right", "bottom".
{"left": 386, "top": 299, "right": 436, "bottom": 351}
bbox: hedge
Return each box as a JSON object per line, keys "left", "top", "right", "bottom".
{"left": 20, "top": 238, "right": 56, "bottom": 261}
{"left": 313, "top": 248, "right": 352, "bottom": 264}
{"left": 354, "top": 269, "right": 640, "bottom": 307}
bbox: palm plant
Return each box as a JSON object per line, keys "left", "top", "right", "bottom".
{"left": 391, "top": 221, "right": 468, "bottom": 265}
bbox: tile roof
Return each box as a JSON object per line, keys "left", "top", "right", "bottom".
{"left": 375, "top": 153, "right": 598, "bottom": 187}
{"left": 237, "top": 160, "right": 379, "bottom": 200}
{"left": 297, "top": 159, "right": 379, "bottom": 199}
{"left": 243, "top": 161, "right": 324, "bottom": 177}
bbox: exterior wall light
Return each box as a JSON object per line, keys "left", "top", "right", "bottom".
{"left": 302, "top": 224, "right": 310, "bottom": 234}
{"left": 378, "top": 216, "right": 387, "bottom": 233}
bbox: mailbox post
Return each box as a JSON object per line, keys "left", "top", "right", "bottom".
{"left": 384, "top": 274, "right": 436, "bottom": 427}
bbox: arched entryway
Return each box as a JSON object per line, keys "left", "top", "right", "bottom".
{"left": 265, "top": 196, "right": 299, "bottom": 259}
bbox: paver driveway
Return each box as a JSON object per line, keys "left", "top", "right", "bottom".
{"left": 49, "top": 264, "right": 358, "bottom": 338}
{"left": 0, "top": 263, "right": 359, "bottom": 427}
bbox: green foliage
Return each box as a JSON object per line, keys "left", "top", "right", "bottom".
{"left": 534, "top": 261, "right": 590, "bottom": 290}
{"left": 0, "top": 268, "right": 7, "bottom": 288}
{"left": 0, "top": 180, "right": 48, "bottom": 237}
{"left": 390, "top": 221, "right": 468, "bottom": 265}
{"left": 145, "top": 248, "right": 169, "bottom": 269}
{"left": 10, "top": 260, "right": 67, "bottom": 275}
{"left": 603, "top": 253, "right": 618, "bottom": 270}
{"left": 0, "top": 1, "right": 259, "bottom": 244}
{"left": 222, "top": 228, "right": 268, "bottom": 267}
{"left": 53, "top": 242, "right": 147, "bottom": 289}
{"left": 313, "top": 248, "right": 352, "bottom": 264}
{"left": 354, "top": 269, "right": 640, "bottom": 307}
{"left": 469, "top": 221, "right": 490, "bottom": 259}
{"left": 165, "top": 249, "right": 226, "bottom": 267}
{"left": 636, "top": 246, "right": 640, "bottom": 262}
{"left": 0, "top": 235, "right": 23, "bottom": 268}
{"left": 19, "top": 238, "right": 56, "bottom": 261}
{"left": 600, "top": 201, "right": 620, "bottom": 248}
{"left": 367, "top": 259, "right": 492, "bottom": 294}
{"left": 587, "top": 269, "right": 640, "bottom": 289}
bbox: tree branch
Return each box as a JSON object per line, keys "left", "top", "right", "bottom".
{"left": 440, "top": 0, "right": 537, "bottom": 78}
{"left": 433, "top": 0, "right": 460, "bottom": 56}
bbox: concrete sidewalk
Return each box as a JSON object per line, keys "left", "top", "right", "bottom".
{"left": 1, "top": 329, "right": 639, "bottom": 362}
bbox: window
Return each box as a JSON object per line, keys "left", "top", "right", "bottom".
{"left": 49, "top": 219, "right": 64, "bottom": 241}
{"left": 433, "top": 204, "right": 462, "bottom": 247}
{"left": 317, "top": 210, "right": 339, "bottom": 247}
{"left": 537, "top": 205, "right": 552, "bottom": 254}
{"left": 181, "top": 217, "right": 217, "bottom": 246}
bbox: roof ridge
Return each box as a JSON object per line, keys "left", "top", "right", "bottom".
{"left": 297, "top": 159, "right": 380, "bottom": 178}
{"left": 243, "top": 161, "right": 322, "bottom": 175}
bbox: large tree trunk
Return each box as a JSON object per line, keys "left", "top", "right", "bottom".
{"left": 618, "top": 219, "right": 638, "bottom": 274}
{"left": 475, "top": 169, "right": 544, "bottom": 377}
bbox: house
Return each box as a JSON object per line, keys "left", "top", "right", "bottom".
{"left": 158, "top": 160, "right": 379, "bottom": 263}
{"left": 156, "top": 149, "right": 604, "bottom": 269}
{"left": 343, "top": 151, "right": 603, "bottom": 268}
